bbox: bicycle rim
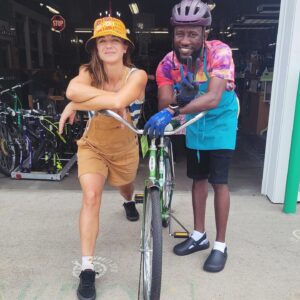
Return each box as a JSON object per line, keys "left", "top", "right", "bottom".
{"left": 143, "top": 188, "right": 162, "bottom": 300}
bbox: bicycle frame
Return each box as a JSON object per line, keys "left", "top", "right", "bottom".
{"left": 98, "top": 109, "right": 207, "bottom": 300}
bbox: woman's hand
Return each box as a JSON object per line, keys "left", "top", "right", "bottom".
{"left": 59, "top": 102, "right": 76, "bottom": 134}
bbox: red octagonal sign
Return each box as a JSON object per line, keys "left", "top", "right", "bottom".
{"left": 51, "top": 15, "right": 66, "bottom": 32}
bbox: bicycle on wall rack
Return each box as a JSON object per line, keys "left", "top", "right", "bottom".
{"left": 0, "top": 81, "right": 85, "bottom": 177}
{"left": 0, "top": 81, "right": 31, "bottom": 175}
{"left": 98, "top": 109, "right": 207, "bottom": 300}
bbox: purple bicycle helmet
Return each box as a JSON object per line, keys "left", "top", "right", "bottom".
{"left": 170, "top": 0, "right": 212, "bottom": 27}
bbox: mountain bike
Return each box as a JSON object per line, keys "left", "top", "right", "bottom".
{"left": 0, "top": 105, "right": 21, "bottom": 176}
{"left": 0, "top": 81, "right": 32, "bottom": 175}
{"left": 98, "top": 109, "right": 206, "bottom": 300}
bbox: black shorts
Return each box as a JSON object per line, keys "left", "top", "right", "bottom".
{"left": 186, "top": 149, "right": 234, "bottom": 184}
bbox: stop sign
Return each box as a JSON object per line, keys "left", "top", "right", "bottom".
{"left": 51, "top": 15, "right": 66, "bottom": 32}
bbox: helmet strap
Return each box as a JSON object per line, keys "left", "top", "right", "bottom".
{"left": 199, "top": 28, "right": 206, "bottom": 62}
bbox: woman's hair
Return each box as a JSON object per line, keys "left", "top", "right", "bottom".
{"left": 81, "top": 39, "right": 134, "bottom": 88}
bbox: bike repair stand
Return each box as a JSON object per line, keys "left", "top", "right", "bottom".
{"left": 11, "top": 154, "right": 77, "bottom": 181}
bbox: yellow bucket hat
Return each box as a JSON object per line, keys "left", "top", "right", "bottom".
{"left": 85, "top": 17, "right": 134, "bottom": 52}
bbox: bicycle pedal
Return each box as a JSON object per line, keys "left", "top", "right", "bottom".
{"left": 173, "top": 232, "right": 189, "bottom": 238}
{"left": 134, "top": 193, "right": 144, "bottom": 203}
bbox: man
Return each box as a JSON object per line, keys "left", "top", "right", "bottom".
{"left": 144, "top": 0, "right": 239, "bottom": 272}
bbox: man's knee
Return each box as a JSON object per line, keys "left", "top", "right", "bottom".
{"left": 211, "top": 183, "right": 229, "bottom": 193}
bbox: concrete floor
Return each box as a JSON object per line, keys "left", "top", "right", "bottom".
{"left": 0, "top": 140, "right": 299, "bottom": 300}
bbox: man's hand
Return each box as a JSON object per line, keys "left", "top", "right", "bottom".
{"left": 59, "top": 102, "right": 76, "bottom": 134}
{"left": 176, "top": 56, "right": 200, "bottom": 107}
{"left": 143, "top": 108, "right": 173, "bottom": 139}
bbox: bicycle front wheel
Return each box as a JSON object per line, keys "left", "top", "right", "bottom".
{"left": 143, "top": 188, "right": 162, "bottom": 300}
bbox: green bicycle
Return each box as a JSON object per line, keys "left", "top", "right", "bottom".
{"left": 99, "top": 109, "right": 207, "bottom": 300}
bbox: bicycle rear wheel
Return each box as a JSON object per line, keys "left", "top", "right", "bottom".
{"left": 162, "top": 138, "right": 175, "bottom": 228}
{"left": 142, "top": 188, "right": 162, "bottom": 300}
{"left": 0, "top": 124, "right": 19, "bottom": 176}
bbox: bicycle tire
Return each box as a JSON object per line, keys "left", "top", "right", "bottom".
{"left": 0, "top": 124, "right": 19, "bottom": 176}
{"left": 32, "top": 141, "right": 46, "bottom": 170}
{"left": 162, "top": 138, "right": 174, "bottom": 228}
{"left": 142, "top": 188, "right": 162, "bottom": 300}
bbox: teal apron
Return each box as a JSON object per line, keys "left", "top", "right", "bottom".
{"left": 185, "top": 50, "right": 238, "bottom": 150}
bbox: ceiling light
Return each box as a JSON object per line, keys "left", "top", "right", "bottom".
{"left": 46, "top": 5, "right": 60, "bottom": 14}
{"left": 230, "top": 26, "right": 273, "bottom": 30}
{"left": 257, "top": 4, "right": 280, "bottom": 14}
{"left": 135, "top": 30, "right": 168, "bottom": 34}
{"left": 74, "top": 28, "right": 93, "bottom": 33}
{"left": 231, "top": 48, "right": 239, "bottom": 51}
{"left": 241, "top": 15, "right": 279, "bottom": 25}
{"left": 129, "top": 3, "right": 139, "bottom": 15}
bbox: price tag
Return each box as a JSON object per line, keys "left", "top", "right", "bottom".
{"left": 140, "top": 135, "right": 149, "bottom": 158}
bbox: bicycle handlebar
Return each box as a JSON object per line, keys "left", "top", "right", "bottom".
{"left": 98, "top": 109, "right": 207, "bottom": 136}
{"left": 0, "top": 107, "right": 54, "bottom": 120}
{"left": 0, "top": 80, "right": 32, "bottom": 95}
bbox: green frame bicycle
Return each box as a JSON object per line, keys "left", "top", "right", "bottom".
{"left": 99, "top": 109, "right": 207, "bottom": 300}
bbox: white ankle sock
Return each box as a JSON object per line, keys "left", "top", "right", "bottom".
{"left": 191, "top": 230, "right": 205, "bottom": 242}
{"left": 82, "top": 256, "right": 94, "bottom": 271}
{"left": 124, "top": 199, "right": 135, "bottom": 204}
{"left": 213, "top": 241, "right": 226, "bottom": 253}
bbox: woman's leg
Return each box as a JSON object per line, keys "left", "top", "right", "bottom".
{"left": 118, "top": 182, "right": 139, "bottom": 221}
{"left": 79, "top": 173, "right": 106, "bottom": 256}
{"left": 118, "top": 182, "right": 134, "bottom": 200}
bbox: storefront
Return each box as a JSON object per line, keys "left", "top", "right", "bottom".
{"left": 262, "top": 0, "right": 300, "bottom": 205}
{"left": 0, "top": 0, "right": 299, "bottom": 208}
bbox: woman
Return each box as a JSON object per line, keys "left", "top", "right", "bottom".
{"left": 59, "top": 17, "right": 147, "bottom": 300}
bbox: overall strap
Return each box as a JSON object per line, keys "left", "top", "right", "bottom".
{"left": 125, "top": 68, "right": 138, "bottom": 82}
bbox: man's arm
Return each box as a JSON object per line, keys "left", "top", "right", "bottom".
{"left": 157, "top": 85, "right": 176, "bottom": 110}
{"left": 179, "top": 77, "right": 226, "bottom": 114}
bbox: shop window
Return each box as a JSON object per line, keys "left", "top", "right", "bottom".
{"left": 42, "top": 25, "right": 49, "bottom": 51}
{"left": 29, "top": 19, "right": 38, "bottom": 50}
{"left": 15, "top": 13, "right": 25, "bottom": 48}
{"left": 0, "top": 45, "right": 8, "bottom": 68}
{"left": 18, "top": 49, "right": 26, "bottom": 68}
{"left": 30, "top": 50, "right": 38, "bottom": 68}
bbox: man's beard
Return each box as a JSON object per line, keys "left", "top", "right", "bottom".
{"left": 174, "top": 47, "right": 202, "bottom": 65}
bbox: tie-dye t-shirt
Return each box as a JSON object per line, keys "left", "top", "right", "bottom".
{"left": 156, "top": 40, "right": 235, "bottom": 91}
